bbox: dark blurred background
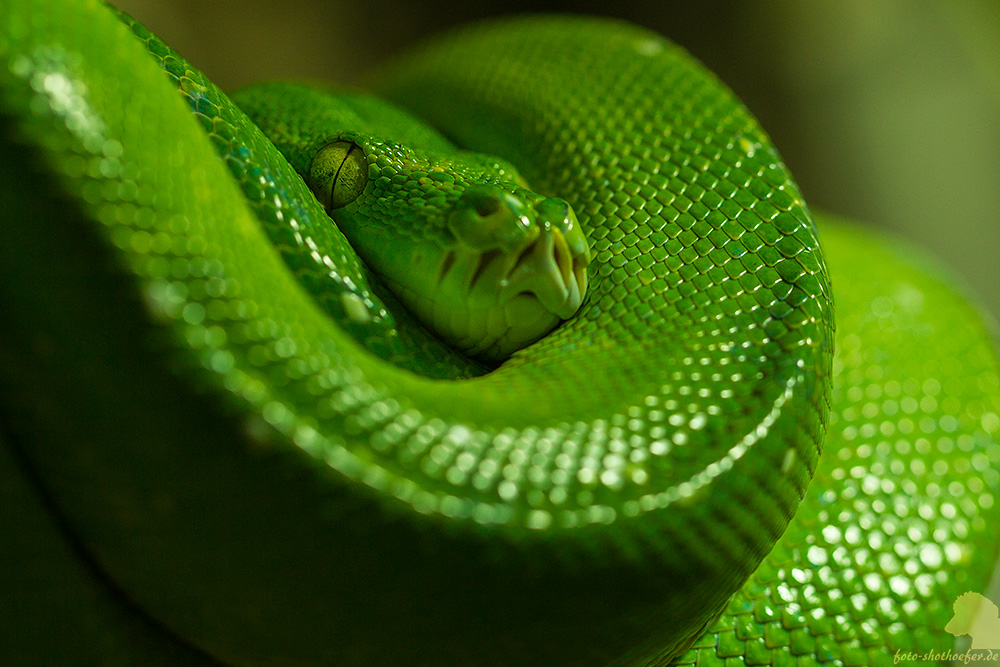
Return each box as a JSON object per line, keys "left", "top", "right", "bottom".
{"left": 113, "top": 0, "right": 1000, "bottom": 324}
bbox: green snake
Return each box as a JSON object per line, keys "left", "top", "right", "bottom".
{"left": 1, "top": 1, "right": 998, "bottom": 665}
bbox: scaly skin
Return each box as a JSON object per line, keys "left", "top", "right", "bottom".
{"left": 230, "top": 81, "right": 592, "bottom": 363}
{"left": 0, "top": 1, "right": 996, "bottom": 666}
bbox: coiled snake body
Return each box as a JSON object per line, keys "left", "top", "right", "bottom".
{"left": 1, "top": 1, "right": 998, "bottom": 665}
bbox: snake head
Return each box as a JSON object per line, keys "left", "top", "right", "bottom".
{"left": 308, "top": 135, "right": 591, "bottom": 363}
{"left": 446, "top": 184, "right": 589, "bottom": 318}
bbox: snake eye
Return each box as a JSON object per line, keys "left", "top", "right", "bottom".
{"left": 308, "top": 140, "right": 369, "bottom": 210}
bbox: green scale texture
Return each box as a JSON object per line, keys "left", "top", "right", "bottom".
{"left": 673, "top": 223, "right": 1000, "bottom": 665}
{"left": 0, "top": 1, "right": 997, "bottom": 666}
{"left": 126, "top": 17, "right": 483, "bottom": 379}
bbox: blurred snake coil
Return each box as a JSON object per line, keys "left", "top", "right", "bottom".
{"left": 1, "top": 1, "right": 999, "bottom": 666}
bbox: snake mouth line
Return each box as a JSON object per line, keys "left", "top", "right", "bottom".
{"left": 404, "top": 227, "right": 590, "bottom": 361}
{"left": 504, "top": 225, "right": 589, "bottom": 319}
{"left": 438, "top": 227, "right": 589, "bottom": 320}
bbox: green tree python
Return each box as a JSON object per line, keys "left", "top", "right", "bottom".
{"left": 1, "top": 1, "right": 998, "bottom": 665}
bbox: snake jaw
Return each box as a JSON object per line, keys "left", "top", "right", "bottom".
{"left": 378, "top": 183, "right": 590, "bottom": 361}
{"left": 424, "top": 226, "right": 588, "bottom": 361}
{"left": 445, "top": 185, "right": 591, "bottom": 317}
{"left": 499, "top": 225, "right": 589, "bottom": 319}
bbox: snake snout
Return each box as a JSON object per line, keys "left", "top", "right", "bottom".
{"left": 418, "top": 188, "right": 592, "bottom": 360}
{"left": 501, "top": 219, "right": 589, "bottom": 319}
{"left": 446, "top": 188, "right": 590, "bottom": 318}
{"left": 447, "top": 184, "right": 532, "bottom": 253}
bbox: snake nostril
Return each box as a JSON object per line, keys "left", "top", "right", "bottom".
{"left": 458, "top": 185, "right": 508, "bottom": 219}
{"left": 472, "top": 195, "right": 503, "bottom": 218}
{"left": 449, "top": 185, "right": 530, "bottom": 252}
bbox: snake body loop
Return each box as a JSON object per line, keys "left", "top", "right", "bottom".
{"left": 0, "top": 2, "right": 998, "bottom": 666}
